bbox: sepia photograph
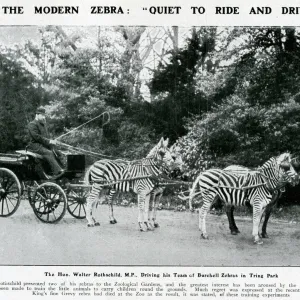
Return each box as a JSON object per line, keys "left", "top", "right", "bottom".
{"left": 0, "top": 25, "right": 300, "bottom": 267}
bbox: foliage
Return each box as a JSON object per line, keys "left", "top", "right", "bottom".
{"left": 2, "top": 26, "right": 300, "bottom": 208}
{"left": 149, "top": 28, "right": 215, "bottom": 142}
{"left": 177, "top": 96, "right": 300, "bottom": 178}
{"left": 0, "top": 48, "right": 41, "bottom": 152}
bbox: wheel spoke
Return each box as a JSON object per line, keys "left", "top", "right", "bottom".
{"left": 82, "top": 204, "right": 86, "bottom": 215}
{"left": 4, "top": 196, "right": 14, "bottom": 208}
{"left": 37, "top": 199, "right": 45, "bottom": 211}
{"left": 42, "top": 186, "right": 49, "bottom": 199}
{"left": 6, "top": 194, "right": 18, "bottom": 201}
{"left": 32, "top": 183, "right": 66, "bottom": 223}
{"left": 4, "top": 197, "right": 9, "bottom": 214}
{"left": 69, "top": 190, "right": 80, "bottom": 197}
{"left": 50, "top": 190, "right": 59, "bottom": 201}
{"left": 5, "top": 180, "right": 15, "bottom": 191}
{"left": 36, "top": 191, "right": 47, "bottom": 201}
{"left": 1, "top": 178, "right": 8, "bottom": 189}
{"left": 1, "top": 196, "right": 4, "bottom": 215}
{"left": 0, "top": 169, "right": 21, "bottom": 217}
{"left": 71, "top": 203, "right": 80, "bottom": 214}
{"left": 6, "top": 190, "right": 19, "bottom": 194}
{"left": 66, "top": 188, "right": 87, "bottom": 219}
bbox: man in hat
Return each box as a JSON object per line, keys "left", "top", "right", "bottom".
{"left": 27, "top": 107, "right": 64, "bottom": 178}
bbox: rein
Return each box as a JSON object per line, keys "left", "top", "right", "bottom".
{"left": 55, "top": 140, "right": 114, "bottom": 158}
{"left": 55, "top": 111, "right": 110, "bottom": 141}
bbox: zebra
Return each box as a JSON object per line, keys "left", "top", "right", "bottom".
{"left": 148, "top": 144, "right": 184, "bottom": 228}
{"left": 84, "top": 137, "right": 179, "bottom": 231}
{"left": 222, "top": 159, "right": 300, "bottom": 238}
{"left": 96, "top": 142, "right": 183, "bottom": 229}
{"left": 189, "top": 153, "right": 299, "bottom": 244}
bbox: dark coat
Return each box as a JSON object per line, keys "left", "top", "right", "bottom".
{"left": 27, "top": 119, "right": 51, "bottom": 151}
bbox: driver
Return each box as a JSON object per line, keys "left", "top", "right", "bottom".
{"left": 27, "top": 107, "right": 64, "bottom": 178}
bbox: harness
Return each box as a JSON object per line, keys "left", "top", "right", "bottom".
{"left": 215, "top": 165, "right": 289, "bottom": 193}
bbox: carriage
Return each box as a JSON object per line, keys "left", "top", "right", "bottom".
{"left": 0, "top": 149, "right": 89, "bottom": 223}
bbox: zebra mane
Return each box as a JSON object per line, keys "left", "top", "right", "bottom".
{"left": 224, "top": 165, "right": 250, "bottom": 171}
{"left": 260, "top": 152, "right": 290, "bottom": 170}
{"left": 276, "top": 152, "right": 291, "bottom": 166}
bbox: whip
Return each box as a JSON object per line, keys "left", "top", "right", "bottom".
{"left": 55, "top": 111, "right": 110, "bottom": 141}
{"left": 54, "top": 140, "right": 114, "bottom": 158}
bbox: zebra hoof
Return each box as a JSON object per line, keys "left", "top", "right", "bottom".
{"left": 154, "top": 223, "right": 160, "bottom": 228}
{"left": 201, "top": 233, "right": 209, "bottom": 239}
{"left": 147, "top": 225, "right": 154, "bottom": 231}
{"left": 261, "top": 233, "right": 269, "bottom": 239}
{"left": 254, "top": 238, "right": 263, "bottom": 245}
{"left": 94, "top": 222, "right": 100, "bottom": 227}
{"left": 231, "top": 229, "right": 240, "bottom": 235}
{"left": 87, "top": 224, "right": 94, "bottom": 228}
{"left": 110, "top": 220, "right": 117, "bottom": 224}
{"left": 139, "top": 224, "right": 148, "bottom": 232}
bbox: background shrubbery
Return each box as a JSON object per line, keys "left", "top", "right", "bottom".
{"left": 1, "top": 26, "right": 300, "bottom": 207}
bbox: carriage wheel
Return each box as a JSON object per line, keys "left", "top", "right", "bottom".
{"left": 66, "top": 187, "right": 88, "bottom": 219}
{"left": 32, "top": 182, "right": 67, "bottom": 223}
{"left": 0, "top": 168, "right": 21, "bottom": 217}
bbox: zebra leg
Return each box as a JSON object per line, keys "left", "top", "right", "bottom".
{"left": 199, "top": 193, "right": 215, "bottom": 239}
{"left": 148, "top": 191, "right": 155, "bottom": 226}
{"left": 261, "top": 204, "right": 274, "bottom": 238}
{"left": 144, "top": 193, "right": 154, "bottom": 231}
{"left": 137, "top": 194, "right": 148, "bottom": 232}
{"left": 107, "top": 190, "right": 117, "bottom": 224}
{"left": 225, "top": 204, "right": 240, "bottom": 235}
{"left": 261, "top": 193, "right": 279, "bottom": 238}
{"left": 149, "top": 189, "right": 162, "bottom": 228}
{"left": 153, "top": 192, "right": 162, "bottom": 228}
{"left": 252, "top": 204, "right": 266, "bottom": 244}
{"left": 91, "top": 200, "right": 100, "bottom": 226}
{"left": 86, "top": 184, "right": 101, "bottom": 227}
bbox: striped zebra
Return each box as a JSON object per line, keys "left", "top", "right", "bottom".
{"left": 98, "top": 143, "right": 183, "bottom": 229}
{"left": 148, "top": 145, "right": 184, "bottom": 228}
{"left": 84, "top": 138, "right": 179, "bottom": 231}
{"left": 222, "top": 165, "right": 282, "bottom": 238}
{"left": 189, "top": 153, "right": 299, "bottom": 244}
{"left": 223, "top": 159, "right": 300, "bottom": 238}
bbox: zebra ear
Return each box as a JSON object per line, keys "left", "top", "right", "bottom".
{"left": 169, "top": 144, "right": 174, "bottom": 152}
{"left": 164, "top": 138, "right": 169, "bottom": 147}
{"left": 159, "top": 137, "right": 164, "bottom": 148}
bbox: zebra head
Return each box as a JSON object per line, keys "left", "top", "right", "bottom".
{"left": 147, "top": 138, "right": 178, "bottom": 172}
{"left": 261, "top": 152, "right": 299, "bottom": 190}
{"left": 277, "top": 153, "right": 299, "bottom": 186}
{"left": 291, "top": 156, "right": 300, "bottom": 173}
{"left": 169, "top": 144, "right": 184, "bottom": 177}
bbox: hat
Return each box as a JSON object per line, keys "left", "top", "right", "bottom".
{"left": 36, "top": 107, "right": 46, "bottom": 115}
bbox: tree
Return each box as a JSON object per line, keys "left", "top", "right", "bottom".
{"left": 0, "top": 49, "right": 41, "bottom": 151}
{"left": 149, "top": 27, "right": 216, "bottom": 142}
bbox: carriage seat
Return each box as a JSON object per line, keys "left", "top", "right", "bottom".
{"left": 15, "top": 150, "right": 44, "bottom": 160}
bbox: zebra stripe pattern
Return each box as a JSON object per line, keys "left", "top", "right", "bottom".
{"left": 85, "top": 138, "right": 178, "bottom": 231}
{"left": 189, "top": 153, "right": 298, "bottom": 244}
{"left": 148, "top": 144, "right": 184, "bottom": 228}
{"left": 223, "top": 162, "right": 299, "bottom": 238}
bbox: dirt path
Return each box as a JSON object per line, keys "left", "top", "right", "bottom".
{"left": 0, "top": 200, "right": 300, "bottom": 266}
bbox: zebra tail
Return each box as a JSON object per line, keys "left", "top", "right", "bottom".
{"left": 84, "top": 165, "right": 93, "bottom": 185}
{"left": 189, "top": 172, "right": 203, "bottom": 211}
